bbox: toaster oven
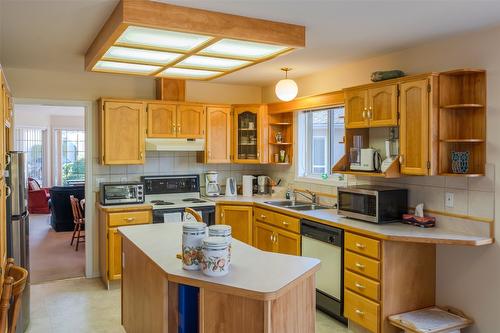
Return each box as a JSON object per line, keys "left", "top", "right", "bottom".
{"left": 100, "top": 182, "right": 144, "bottom": 205}
{"left": 337, "top": 185, "right": 407, "bottom": 223}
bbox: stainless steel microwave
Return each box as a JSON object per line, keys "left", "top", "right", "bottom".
{"left": 337, "top": 185, "right": 407, "bottom": 223}
{"left": 100, "top": 182, "right": 144, "bottom": 205}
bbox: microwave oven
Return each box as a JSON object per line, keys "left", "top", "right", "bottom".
{"left": 100, "top": 182, "right": 144, "bottom": 205}
{"left": 337, "top": 185, "right": 407, "bottom": 223}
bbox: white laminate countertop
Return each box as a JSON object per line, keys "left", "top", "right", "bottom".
{"left": 118, "top": 223, "right": 320, "bottom": 300}
{"left": 208, "top": 195, "right": 493, "bottom": 246}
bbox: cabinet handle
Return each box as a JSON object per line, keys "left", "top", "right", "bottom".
{"left": 355, "top": 309, "right": 365, "bottom": 316}
{"left": 270, "top": 234, "right": 274, "bottom": 242}
{"left": 362, "top": 109, "right": 367, "bottom": 119}
{"left": 274, "top": 233, "right": 278, "bottom": 244}
{"left": 368, "top": 106, "right": 372, "bottom": 119}
{"left": 140, "top": 152, "right": 144, "bottom": 159}
{"left": 260, "top": 214, "right": 267, "bottom": 219}
{"left": 355, "top": 262, "right": 365, "bottom": 269}
{"left": 5, "top": 186, "right": 11, "bottom": 198}
{"left": 124, "top": 217, "right": 136, "bottom": 222}
{"left": 282, "top": 221, "right": 289, "bottom": 226}
{"left": 177, "top": 124, "right": 181, "bottom": 133}
{"left": 399, "top": 155, "right": 404, "bottom": 164}
{"left": 220, "top": 212, "right": 224, "bottom": 218}
{"left": 172, "top": 124, "right": 177, "bottom": 133}
{"left": 355, "top": 282, "right": 366, "bottom": 289}
{"left": 355, "top": 242, "right": 366, "bottom": 249}
{"left": 257, "top": 151, "right": 260, "bottom": 158}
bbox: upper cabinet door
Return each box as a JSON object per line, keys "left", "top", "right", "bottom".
{"left": 177, "top": 104, "right": 205, "bottom": 139}
{"left": 206, "top": 106, "right": 231, "bottom": 163}
{"left": 101, "top": 101, "right": 145, "bottom": 165}
{"left": 345, "top": 90, "right": 369, "bottom": 129}
{"left": 147, "top": 103, "right": 177, "bottom": 138}
{"left": 233, "top": 105, "right": 266, "bottom": 164}
{"left": 368, "top": 84, "right": 398, "bottom": 127}
{"left": 399, "top": 79, "right": 429, "bottom": 175}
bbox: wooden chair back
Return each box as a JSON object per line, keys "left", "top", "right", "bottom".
{"left": 0, "top": 276, "right": 14, "bottom": 333}
{"left": 70, "top": 195, "right": 84, "bottom": 223}
{"left": 7, "top": 265, "right": 28, "bottom": 333}
{"left": 184, "top": 208, "right": 203, "bottom": 222}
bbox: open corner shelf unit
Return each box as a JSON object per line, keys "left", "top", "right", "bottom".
{"left": 268, "top": 112, "right": 294, "bottom": 165}
{"left": 438, "top": 69, "right": 486, "bottom": 176}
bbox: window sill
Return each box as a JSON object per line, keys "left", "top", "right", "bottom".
{"left": 294, "top": 175, "right": 348, "bottom": 188}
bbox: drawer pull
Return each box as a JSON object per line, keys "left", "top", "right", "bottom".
{"left": 355, "top": 242, "right": 366, "bottom": 249}
{"left": 260, "top": 214, "right": 267, "bottom": 219}
{"left": 355, "top": 309, "right": 365, "bottom": 316}
{"left": 124, "top": 217, "right": 136, "bottom": 222}
{"left": 354, "top": 282, "right": 366, "bottom": 289}
{"left": 282, "top": 221, "right": 289, "bottom": 226}
{"left": 355, "top": 262, "right": 365, "bottom": 269}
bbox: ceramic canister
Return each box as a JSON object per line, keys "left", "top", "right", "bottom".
{"left": 201, "top": 237, "right": 230, "bottom": 277}
{"left": 208, "top": 225, "right": 232, "bottom": 263}
{"left": 182, "top": 222, "right": 207, "bottom": 271}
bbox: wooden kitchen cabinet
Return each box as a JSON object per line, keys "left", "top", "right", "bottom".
{"left": 203, "top": 106, "right": 231, "bottom": 163}
{"left": 253, "top": 208, "right": 300, "bottom": 256}
{"left": 253, "top": 222, "right": 276, "bottom": 252}
{"left": 216, "top": 204, "right": 253, "bottom": 244}
{"left": 147, "top": 102, "right": 177, "bottom": 138}
{"left": 345, "top": 89, "right": 369, "bottom": 128}
{"left": 345, "top": 85, "right": 397, "bottom": 129}
{"left": 232, "top": 104, "right": 268, "bottom": 164}
{"left": 98, "top": 205, "right": 152, "bottom": 288}
{"left": 274, "top": 227, "right": 300, "bottom": 255}
{"left": 177, "top": 104, "right": 205, "bottom": 139}
{"left": 99, "top": 99, "right": 146, "bottom": 165}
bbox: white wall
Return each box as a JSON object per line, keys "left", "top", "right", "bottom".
{"left": 263, "top": 24, "right": 500, "bottom": 332}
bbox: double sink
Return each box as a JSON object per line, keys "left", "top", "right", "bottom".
{"left": 264, "top": 200, "right": 330, "bottom": 211}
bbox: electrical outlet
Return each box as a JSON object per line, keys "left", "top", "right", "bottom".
{"left": 445, "top": 192, "right": 454, "bottom": 208}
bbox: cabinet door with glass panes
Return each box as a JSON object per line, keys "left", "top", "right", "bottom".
{"left": 232, "top": 105, "right": 267, "bottom": 164}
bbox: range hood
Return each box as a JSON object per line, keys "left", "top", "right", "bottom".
{"left": 145, "top": 138, "right": 205, "bottom": 151}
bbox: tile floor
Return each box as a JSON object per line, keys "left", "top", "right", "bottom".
{"left": 27, "top": 277, "right": 350, "bottom": 333}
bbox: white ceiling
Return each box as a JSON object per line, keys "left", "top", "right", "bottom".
{"left": 2, "top": 0, "right": 500, "bottom": 86}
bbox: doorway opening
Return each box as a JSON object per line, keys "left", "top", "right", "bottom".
{"left": 13, "top": 103, "right": 88, "bottom": 284}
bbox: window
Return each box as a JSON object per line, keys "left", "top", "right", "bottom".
{"left": 54, "top": 130, "right": 85, "bottom": 185}
{"left": 14, "top": 127, "right": 46, "bottom": 185}
{"left": 297, "top": 106, "right": 345, "bottom": 178}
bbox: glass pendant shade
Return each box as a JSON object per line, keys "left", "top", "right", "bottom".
{"left": 275, "top": 78, "right": 298, "bottom": 102}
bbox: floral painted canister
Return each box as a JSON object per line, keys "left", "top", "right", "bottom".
{"left": 182, "top": 222, "right": 207, "bottom": 271}
{"left": 201, "top": 237, "right": 230, "bottom": 277}
{"left": 208, "top": 225, "right": 232, "bottom": 262}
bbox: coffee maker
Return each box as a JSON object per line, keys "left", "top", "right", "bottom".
{"left": 257, "top": 175, "right": 270, "bottom": 194}
{"left": 205, "top": 171, "right": 221, "bottom": 196}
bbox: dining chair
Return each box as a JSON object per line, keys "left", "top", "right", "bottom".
{"left": 69, "top": 195, "right": 85, "bottom": 251}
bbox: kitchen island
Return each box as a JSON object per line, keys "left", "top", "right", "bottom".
{"left": 118, "top": 223, "right": 321, "bottom": 333}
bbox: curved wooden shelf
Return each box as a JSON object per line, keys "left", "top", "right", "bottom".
{"left": 441, "top": 69, "right": 486, "bottom": 76}
{"left": 269, "top": 142, "right": 292, "bottom": 145}
{"left": 441, "top": 103, "right": 484, "bottom": 109}
{"left": 440, "top": 139, "right": 485, "bottom": 143}
{"left": 269, "top": 122, "right": 292, "bottom": 126}
{"left": 332, "top": 154, "right": 401, "bottom": 178}
{"left": 439, "top": 173, "right": 484, "bottom": 177}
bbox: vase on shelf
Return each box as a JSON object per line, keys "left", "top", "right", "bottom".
{"left": 451, "top": 151, "right": 470, "bottom": 174}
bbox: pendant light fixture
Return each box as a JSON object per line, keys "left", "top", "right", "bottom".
{"left": 275, "top": 67, "right": 298, "bottom": 102}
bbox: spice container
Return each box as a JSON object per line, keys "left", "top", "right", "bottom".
{"left": 182, "top": 222, "right": 207, "bottom": 271}
{"left": 208, "top": 225, "right": 232, "bottom": 263}
{"left": 201, "top": 237, "right": 230, "bottom": 277}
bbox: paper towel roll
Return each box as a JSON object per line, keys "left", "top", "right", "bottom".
{"left": 242, "top": 175, "right": 255, "bottom": 197}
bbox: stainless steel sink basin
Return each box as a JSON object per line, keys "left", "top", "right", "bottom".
{"left": 285, "top": 204, "right": 329, "bottom": 211}
{"left": 264, "top": 201, "right": 329, "bottom": 211}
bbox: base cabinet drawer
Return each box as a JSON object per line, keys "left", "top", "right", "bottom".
{"left": 254, "top": 208, "right": 274, "bottom": 224}
{"left": 345, "top": 290, "right": 380, "bottom": 333}
{"left": 345, "top": 232, "right": 380, "bottom": 259}
{"left": 269, "top": 211, "right": 300, "bottom": 233}
{"left": 345, "top": 251, "right": 381, "bottom": 280}
{"left": 345, "top": 271, "right": 380, "bottom": 301}
{"left": 108, "top": 210, "right": 151, "bottom": 227}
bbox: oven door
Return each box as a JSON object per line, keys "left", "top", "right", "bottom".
{"left": 338, "top": 190, "right": 377, "bottom": 222}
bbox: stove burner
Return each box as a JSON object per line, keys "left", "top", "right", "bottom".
{"left": 151, "top": 200, "right": 175, "bottom": 206}
{"left": 182, "top": 198, "right": 206, "bottom": 203}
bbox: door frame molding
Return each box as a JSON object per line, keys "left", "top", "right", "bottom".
{"left": 12, "top": 97, "right": 95, "bottom": 278}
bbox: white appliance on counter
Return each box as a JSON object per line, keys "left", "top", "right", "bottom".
{"left": 205, "top": 171, "right": 221, "bottom": 197}
{"left": 141, "top": 175, "right": 215, "bottom": 225}
{"left": 242, "top": 175, "right": 255, "bottom": 197}
{"left": 225, "top": 177, "right": 237, "bottom": 197}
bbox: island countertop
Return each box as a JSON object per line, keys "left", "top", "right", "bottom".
{"left": 118, "top": 222, "right": 320, "bottom": 300}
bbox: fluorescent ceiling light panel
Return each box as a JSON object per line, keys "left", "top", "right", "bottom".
{"left": 157, "top": 67, "right": 222, "bottom": 79}
{"left": 199, "top": 39, "right": 289, "bottom": 60}
{"left": 93, "top": 61, "right": 161, "bottom": 75}
{"left": 116, "top": 26, "right": 212, "bottom": 52}
{"left": 176, "top": 55, "right": 251, "bottom": 71}
{"left": 103, "top": 46, "right": 182, "bottom": 65}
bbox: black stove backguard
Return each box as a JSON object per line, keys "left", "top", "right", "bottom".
{"left": 141, "top": 175, "right": 200, "bottom": 195}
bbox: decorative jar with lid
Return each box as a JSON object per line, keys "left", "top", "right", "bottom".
{"left": 201, "top": 237, "right": 230, "bottom": 277}
{"left": 182, "top": 222, "right": 207, "bottom": 271}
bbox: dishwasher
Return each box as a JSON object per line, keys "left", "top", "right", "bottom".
{"left": 301, "top": 219, "right": 346, "bottom": 324}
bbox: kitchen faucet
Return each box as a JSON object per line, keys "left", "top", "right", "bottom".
{"left": 293, "top": 189, "right": 318, "bottom": 205}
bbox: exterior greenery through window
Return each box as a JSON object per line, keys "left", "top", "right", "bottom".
{"left": 60, "top": 130, "right": 85, "bottom": 185}
{"left": 297, "top": 106, "right": 345, "bottom": 177}
{"left": 14, "top": 127, "right": 46, "bottom": 185}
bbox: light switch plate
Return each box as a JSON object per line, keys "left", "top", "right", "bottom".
{"left": 445, "top": 192, "right": 454, "bottom": 208}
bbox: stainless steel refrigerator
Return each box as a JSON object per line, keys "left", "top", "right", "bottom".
{"left": 6, "top": 151, "right": 30, "bottom": 333}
